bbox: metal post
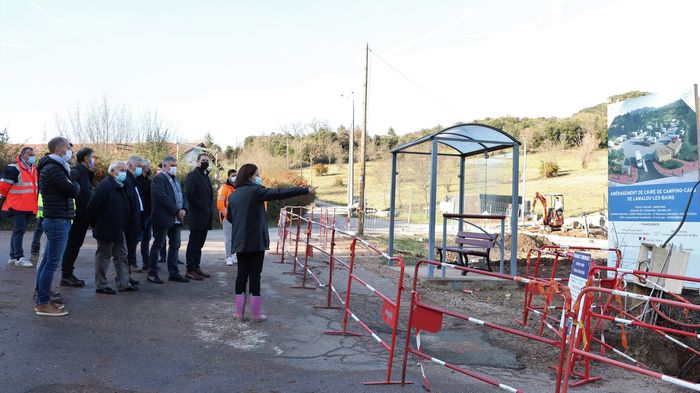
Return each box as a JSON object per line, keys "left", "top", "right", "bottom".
{"left": 427, "top": 139, "right": 439, "bottom": 278}
{"left": 349, "top": 95, "right": 355, "bottom": 207}
{"left": 458, "top": 156, "right": 465, "bottom": 233}
{"left": 521, "top": 140, "right": 527, "bottom": 224}
{"left": 510, "top": 143, "right": 520, "bottom": 276}
{"left": 388, "top": 153, "right": 397, "bottom": 257}
{"left": 407, "top": 189, "right": 413, "bottom": 231}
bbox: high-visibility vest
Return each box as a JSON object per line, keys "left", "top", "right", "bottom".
{"left": 37, "top": 193, "right": 76, "bottom": 223}
{"left": 1, "top": 158, "right": 38, "bottom": 214}
{"left": 216, "top": 183, "right": 235, "bottom": 222}
{"left": 36, "top": 193, "right": 44, "bottom": 219}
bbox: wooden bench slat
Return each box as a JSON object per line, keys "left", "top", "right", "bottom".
{"left": 455, "top": 238, "right": 496, "bottom": 248}
{"left": 457, "top": 231, "right": 498, "bottom": 241}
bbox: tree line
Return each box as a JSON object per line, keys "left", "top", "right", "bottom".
{"left": 239, "top": 91, "right": 651, "bottom": 166}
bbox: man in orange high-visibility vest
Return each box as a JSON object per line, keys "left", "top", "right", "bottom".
{"left": 0, "top": 147, "right": 39, "bottom": 267}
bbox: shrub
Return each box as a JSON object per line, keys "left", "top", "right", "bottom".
{"left": 660, "top": 160, "right": 683, "bottom": 170}
{"left": 539, "top": 160, "right": 560, "bottom": 178}
{"left": 313, "top": 163, "right": 328, "bottom": 176}
{"left": 261, "top": 170, "right": 315, "bottom": 222}
{"left": 333, "top": 176, "right": 345, "bottom": 186}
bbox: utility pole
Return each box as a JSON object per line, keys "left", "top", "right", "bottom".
{"left": 358, "top": 43, "right": 369, "bottom": 236}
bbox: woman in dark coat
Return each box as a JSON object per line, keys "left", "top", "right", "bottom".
{"left": 228, "top": 163, "right": 313, "bottom": 321}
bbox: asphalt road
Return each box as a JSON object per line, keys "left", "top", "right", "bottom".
{"left": 0, "top": 228, "right": 682, "bottom": 393}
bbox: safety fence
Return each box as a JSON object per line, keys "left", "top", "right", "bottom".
{"left": 399, "top": 259, "right": 571, "bottom": 393}
{"left": 561, "top": 265, "right": 700, "bottom": 391}
{"left": 274, "top": 206, "right": 700, "bottom": 392}
{"left": 521, "top": 246, "right": 622, "bottom": 337}
{"left": 275, "top": 206, "right": 411, "bottom": 385}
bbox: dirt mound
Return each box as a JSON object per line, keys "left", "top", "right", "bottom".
{"left": 502, "top": 233, "right": 555, "bottom": 258}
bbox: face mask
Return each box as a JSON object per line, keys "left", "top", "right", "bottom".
{"left": 169, "top": 166, "right": 177, "bottom": 175}
{"left": 63, "top": 149, "right": 73, "bottom": 161}
{"left": 230, "top": 176, "right": 236, "bottom": 184}
{"left": 200, "top": 161, "right": 209, "bottom": 170}
{"left": 89, "top": 158, "right": 95, "bottom": 169}
{"left": 116, "top": 171, "right": 127, "bottom": 182}
{"left": 134, "top": 167, "right": 143, "bottom": 177}
{"left": 254, "top": 176, "right": 262, "bottom": 185}
{"left": 27, "top": 156, "right": 36, "bottom": 165}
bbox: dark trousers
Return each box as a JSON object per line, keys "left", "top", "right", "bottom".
{"left": 140, "top": 213, "right": 152, "bottom": 265}
{"left": 235, "top": 251, "right": 265, "bottom": 296}
{"left": 149, "top": 224, "right": 181, "bottom": 278}
{"left": 185, "top": 230, "right": 208, "bottom": 271}
{"left": 9, "top": 211, "right": 32, "bottom": 259}
{"left": 31, "top": 217, "right": 43, "bottom": 254}
{"left": 126, "top": 233, "right": 139, "bottom": 268}
{"left": 61, "top": 213, "right": 89, "bottom": 278}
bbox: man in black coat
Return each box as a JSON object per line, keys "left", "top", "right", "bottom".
{"left": 184, "top": 153, "right": 213, "bottom": 281}
{"left": 147, "top": 156, "right": 189, "bottom": 284}
{"left": 60, "top": 147, "right": 95, "bottom": 287}
{"left": 35, "top": 137, "right": 80, "bottom": 316}
{"left": 136, "top": 159, "right": 153, "bottom": 270}
{"left": 87, "top": 161, "right": 138, "bottom": 294}
{"left": 124, "top": 156, "right": 144, "bottom": 276}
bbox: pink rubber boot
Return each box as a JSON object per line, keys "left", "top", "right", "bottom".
{"left": 250, "top": 296, "right": 267, "bottom": 322}
{"left": 234, "top": 294, "right": 246, "bottom": 320}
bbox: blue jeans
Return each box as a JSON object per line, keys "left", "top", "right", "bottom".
{"left": 140, "top": 213, "right": 152, "bottom": 265}
{"left": 35, "top": 218, "right": 71, "bottom": 304}
{"left": 149, "top": 224, "right": 181, "bottom": 278}
{"left": 10, "top": 211, "right": 32, "bottom": 259}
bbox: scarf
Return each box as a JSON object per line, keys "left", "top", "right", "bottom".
{"left": 48, "top": 153, "right": 71, "bottom": 173}
{"left": 162, "top": 172, "right": 184, "bottom": 223}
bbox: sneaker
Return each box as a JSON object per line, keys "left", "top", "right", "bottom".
{"left": 51, "top": 300, "right": 65, "bottom": 310}
{"left": 7, "top": 258, "right": 17, "bottom": 265}
{"left": 226, "top": 256, "right": 234, "bottom": 266}
{"left": 60, "top": 275, "right": 86, "bottom": 287}
{"left": 51, "top": 291, "right": 64, "bottom": 304}
{"left": 14, "top": 257, "right": 34, "bottom": 268}
{"left": 35, "top": 303, "right": 68, "bottom": 317}
{"left": 231, "top": 254, "right": 237, "bottom": 264}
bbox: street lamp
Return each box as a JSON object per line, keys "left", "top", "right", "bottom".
{"left": 341, "top": 92, "right": 355, "bottom": 209}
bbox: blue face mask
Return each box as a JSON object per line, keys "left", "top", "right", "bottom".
{"left": 116, "top": 171, "right": 127, "bottom": 183}
{"left": 27, "top": 156, "right": 36, "bottom": 165}
{"left": 134, "top": 167, "right": 143, "bottom": 177}
{"left": 254, "top": 176, "right": 262, "bottom": 185}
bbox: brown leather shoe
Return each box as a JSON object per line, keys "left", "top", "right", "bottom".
{"left": 195, "top": 268, "right": 210, "bottom": 278}
{"left": 185, "top": 270, "right": 203, "bottom": 281}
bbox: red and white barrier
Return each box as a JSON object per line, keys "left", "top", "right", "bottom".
{"left": 401, "top": 259, "right": 572, "bottom": 393}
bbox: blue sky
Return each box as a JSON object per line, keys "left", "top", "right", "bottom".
{"left": 1, "top": 0, "right": 698, "bottom": 145}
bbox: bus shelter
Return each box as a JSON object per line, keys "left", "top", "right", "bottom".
{"left": 388, "top": 123, "right": 521, "bottom": 277}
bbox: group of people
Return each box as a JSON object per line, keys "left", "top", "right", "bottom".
{"left": 1, "top": 137, "right": 313, "bottom": 321}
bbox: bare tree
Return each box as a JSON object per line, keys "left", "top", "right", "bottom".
{"left": 55, "top": 96, "right": 175, "bottom": 161}
{"left": 579, "top": 130, "right": 598, "bottom": 169}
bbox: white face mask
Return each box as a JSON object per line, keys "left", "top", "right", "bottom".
{"left": 63, "top": 149, "right": 73, "bottom": 161}
{"left": 168, "top": 166, "right": 177, "bottom": 175}
{"left": 230, "top": 176, "right": 236, "bottom": 183}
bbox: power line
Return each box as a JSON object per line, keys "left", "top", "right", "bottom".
{"left": 368, "top": 47, "right": 456, "bottom": 114}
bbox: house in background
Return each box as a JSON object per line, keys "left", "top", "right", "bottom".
{"left": 668, "top": 139, "right": 683, "bottom": 156}
{"left": 655, "top": 146, "right": 674, "bottom": 163}
{"left": 180, "top": 142, "right": 208, "bottom": 165}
